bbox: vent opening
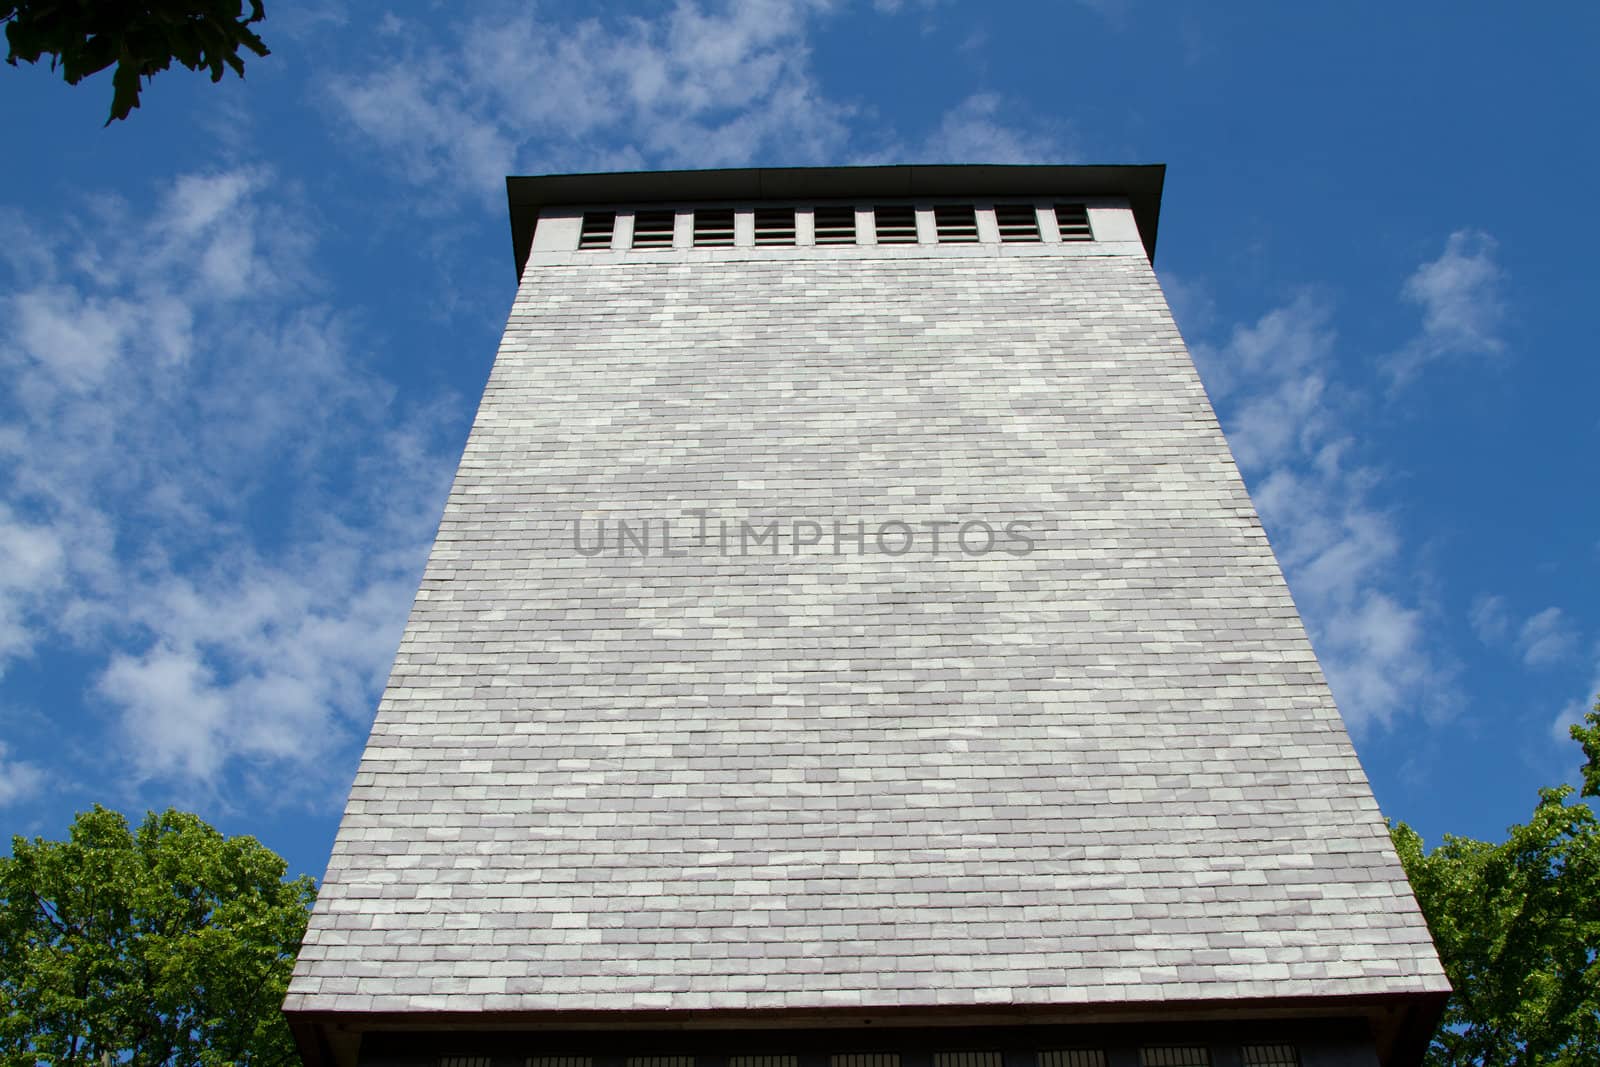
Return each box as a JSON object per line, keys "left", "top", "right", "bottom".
{"left": 833, "top": 1057, "right": 899, "bottom": 1067}
{"left": 754, "top": 208, "right": 796, "bottom": 246}
{"left": 934, "top": 204, "right": 979, "bottom": 243}
{"left": 813, "top": 207, "right": 856, "bottom": 245}
{"left": 577, "top": 211, "right": 615, "bottom": 249}
{"left": 1039, "top": 1054, "right": 1105, "bottom": 1067}
{"left": 1241, "top": 1048, "right": 1299, "bottom": 1067}
{"left": 694, "top": 208, "right": 736, "bottom": 247}
{"left": 874, "top": 205, "right": 918, "bottom": 245}
{"left": 1054, "top": 203, "right": 1093, "bottom": 242}
{"left": 631, "top": 210, "right": 675, "bottom": 249}
{"left": 611, "top": 201, "right": 1094, "bottom": 252}
{"left": 995, "top": 204, "right": 1041, "bottom": 243}
{"left": 933, "top": 1055, "right": 1001, "bottom": 1067}
{"left": 1140, "top": 1050, "right": 1210, "bottom": 1067}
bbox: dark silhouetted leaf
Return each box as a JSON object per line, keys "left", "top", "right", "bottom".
{"left": 2, "top": 1, "right": 270, "bottom": 123}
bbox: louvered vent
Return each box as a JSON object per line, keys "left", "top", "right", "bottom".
{"left": 1240, "top": 1048, "right": 1298, "bottom": 1067}
{"left": 934, "top": 204, "right": 979, "bottom": 243}
{"left": 1039, "top": 1053, "right": 1106, "bottom": 1067}
{"left": 731, "top": 1058, "right": 798, "bottom": 1067}
{"left": 632, "top": 210, "right": 675, "bottom": 249}
{"left": 874, "top": 206, "right": 918, "bottom": 244}
{"left": 694, "top": 208, "right": 736, "bottom": 247}
{"left": 1054, "top": 202, "right": 1093, "bottom": 241}
{"left": 529, "top": 1059, "right": 592, "bottom": 1067}
{"left": 577, "top": 211, "right": 615, "bottom": 249}
{"left": 440, "top": 1058, "right": 490, "bottom": 1067}
{"left": 1141, "top": 1050, "right": 1210, "bottom": 1067}
{"left": 754, "top": 208, "right": 796, "bottom": 246}
{"left": 933, "top": 1054, "right": 1001, "bottom": 1067}
{"left": 813, "top": 207, "right": 856, "bottom": 245}
{"left": 995, "top": 204, "right": 1041, "bottom": 242}
{"left": 833, "top": 1057, "right": 898, "bottom": 1067}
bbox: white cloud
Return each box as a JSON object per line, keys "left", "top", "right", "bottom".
{"left": 0, "top": 505, "right": 68, "bottom": 661}
{"left": 99, "top": 648, "right": 230, "bottom": 783}
{"left": 1191, "top": 291, "right": 1334, "bottom": 402}
{"left": 0, "top": 741, "right": 46, "bottom": 806}
{"left": 325, "top": 1, "right": 850, "bottom": 199}
{"left": 1388, "top": 229, "right": 1506, "bottom": 383}
{"left": 326, "top": 5, "right": 1075, "bottom": 196}
{"left": 915, "top": 93, "right": 1073, "bottom": 164}
{"left": 1550, "top": 657, "right": 1600, "bottom": 752}
{"left": 846, "top": 90, "right": 1076, "bottom": 168}
{"left": 1469, "top": 596, "right": 1577, "bottom": 668}
{"left": 1469, "top": 593, "right": 1511, "bottom": 643}
{"left": 870, "top": 0, "right": 948, "bottom": 13}
{"left": 1315, "top": 592, "right": 1430, "bottom": 726}
{"left": 1517, "top": 607, "right": 1577, "bottom": 667}
{"left": 0, "top": 168, "right": 455, "bottom": 801}
{"left": 1073, "top": 0, "right": 1133, "bottom": 28}
{"left": 1196, "top": 228, "right": 1517, "bottom": 728}
{"left": 98, "top": 534, "right": 421, "bottom": 787}
{"left": 1193, "top": 290, "right": 1454, "bottom": 732}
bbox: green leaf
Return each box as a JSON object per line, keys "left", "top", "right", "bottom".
{"left": 1392, "top": 782, "right": 1600, "bottom": 1065}
{"left": 1571, "top": 699, "right": 1600, "bottom": 800}
{"left": 0, "top": 805, "right": 315, "bottom": 1067}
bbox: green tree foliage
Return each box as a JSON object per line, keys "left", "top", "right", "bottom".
{"left": 1572, "top": 702, "right": 1600, "bottom": 801}
{"left": 2, "top": 1, "right": 269, "bottom": 124}
{"left": 0, "top": 806, "right": 315, "bottom": 1067}
{"left": 1392, "top": 697, "right": 1600, "bottom": 1066}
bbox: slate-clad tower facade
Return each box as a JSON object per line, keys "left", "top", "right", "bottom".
{"left": 285, "top": 166, "right": 1449, "bottom": 1067}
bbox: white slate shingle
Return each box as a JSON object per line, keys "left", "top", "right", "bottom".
{"left": 286, "top": 236, "right": 1447, "bottom": 1016}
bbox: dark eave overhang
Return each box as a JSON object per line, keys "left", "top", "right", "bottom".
{"left": 288, "top": 987, "right": 1445, "bottom": 1067}
{"left": 505, "top": 163, "right": 1166, "bottom": 278}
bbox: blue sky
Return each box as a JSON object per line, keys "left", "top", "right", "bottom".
{"left": 1, "top": 1, "right": 1596, "bottom": 883}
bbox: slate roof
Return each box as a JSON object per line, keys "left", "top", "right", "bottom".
{"left": 285, "top": 190, "right": 1447, "bottom": 1021}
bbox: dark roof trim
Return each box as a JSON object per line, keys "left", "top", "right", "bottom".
{"left": 505, "top": 164, "right": 1166, "bottom": 277}
{"left": 287, "top": 987, "right": 1443, "bottom": 1067}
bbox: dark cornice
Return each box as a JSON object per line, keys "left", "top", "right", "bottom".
{"left": 505, "top": 164, "right": 1166, "bottom": 277}
{"left": 288, "top": 987, "right": 1444, "bottom": 1067}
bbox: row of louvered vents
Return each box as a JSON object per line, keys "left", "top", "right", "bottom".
{"left": 441, "top": 1045, "right": 1296, "bottom": 1067}
{"left": 576, "top": 204, "right": 1092, "bottom": 250}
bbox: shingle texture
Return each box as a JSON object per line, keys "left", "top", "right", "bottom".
{"left": 286, "top": 241, "right": 1448, "bottom": 1016}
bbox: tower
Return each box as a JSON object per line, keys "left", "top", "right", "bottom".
{"left": 284, "top": 166, "right": 1448, "bottom": 1067}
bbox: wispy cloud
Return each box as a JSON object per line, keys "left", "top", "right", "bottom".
{"left": 0, "top": 168, "right": 455, "bottom": 803}
{"left": 1469, "top": 593, "right": 1512, "bottom": 643}
{"left": 1550, "top": 650, "right": 1600, "bottom": 757}
{"left": 1517, "top": 607, "right": 1578, "bottom": 667}
{"left": 1388, "top": 229, "right": 1506, "bottom": 384}
{"left": 325, "top": 3, "right": 1076, "bottom": 200}
{"left": 1192, "top": 291, "right": 1339, "bottom": 467}
{"left": 0, "top": 741, "right": 45, "bottom": 806}
{"left": 1186, "top": 226, "right": 1516, "bottom": 731}
{"left": 1072, "top": 0, "right": 1134, "bottom": 29}
{"left": 1189, "top": 290, "right": 1454, "bottom": 732}
{"left": 869, "top": 0, "right": 948, "bottom": 13}
{"left": 914, "top": 92, "right": 1074, "bottom": 164}
{"left": 845, "top": 90, "right": 1076, "bottom": 167}
{"left": 326, "top": 1, "right": 850, "bottom": 200}
{"left": 0, "top": 504, "right": 68, "bottom": 662}
{"left": 1472, "top": 595, "right": 1579, "bottom": 668}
